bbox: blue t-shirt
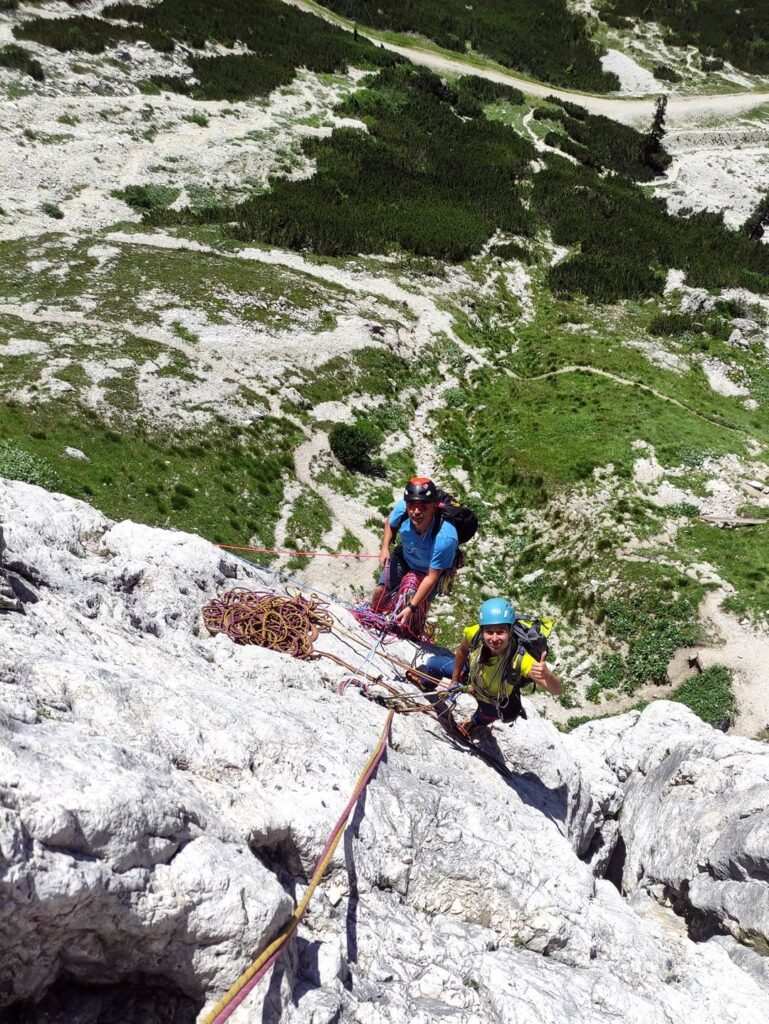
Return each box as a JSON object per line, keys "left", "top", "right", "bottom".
{"left": 389, "top": 499, "right": 458, "bottom": 573}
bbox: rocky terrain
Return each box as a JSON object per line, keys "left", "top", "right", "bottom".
{"left": 0, "top": 478, "right": 768, "bottom": 1023}
{"left": 1, "top": 17, "right": 769, "bottom": 1018}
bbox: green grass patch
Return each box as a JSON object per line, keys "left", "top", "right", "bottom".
{"left": 670, "top": 665, "right": 737, "bottom": 729}
{"left": 338, "top": 528, "right": 362, "bottom": 553}
{"left": 593, "top": 572, "right": 703, "bottom": 693}
{"left": 0, "top": 236, "right": 358, "bottom": 336}
{"left": 0, "top": 442, "right": 59, "bottom": 489}
{"left": 0, "top": 399, "right": 301, "bottom": 549}
{"left": 436, "top": 368, "right": 747, "bottom": 494}
{"left": 677, "top": 522, "right": 769, "bottom": 620}
{"left": 301, "top": 347, "right": 412, "bottom": 405}
{"left": 285, "top": 485, "right": 333, "bottom": 568}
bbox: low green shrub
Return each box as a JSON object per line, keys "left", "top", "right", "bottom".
{"left": 0, "top": 43, "right": 44, "bottom": 81}
{"left": 329, "top": 421, "right": 382, "bottom": 475}
{"left": 113, "top": 184, "right": 180, "bottom": 213}
{"left": 670, "top": 664, "right": 737, "bottom": 728}
{"left": 648, "top": 311, "right": 699, "bottom": 336}
{"left": 652, "top": 63, "right": 682, "bottom": 83}
{"left": 0, "top": 443, "right": 59, "bottom": 489}
{"left": 41, "top": 202, "right": 64, "bottom": 220}
{"left": 702, "top": 55, "right": 725, "bottom": 72}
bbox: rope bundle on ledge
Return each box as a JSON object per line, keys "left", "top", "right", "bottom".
{"left": 202, "top": 589, "right": 332, "bottom": 659}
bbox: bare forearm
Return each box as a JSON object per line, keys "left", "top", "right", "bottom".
{"left": 452, "top": 639, "right": 470, "bottom": 682}
{"left": 411, "top": 570, "right": 440, "bottom": 608}
{"left": 541, "top": 668, "right": 561, "bottom": 696}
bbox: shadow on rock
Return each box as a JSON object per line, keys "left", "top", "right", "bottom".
{"left": 3, "top": 975, "right": 201, "bottom": 1024}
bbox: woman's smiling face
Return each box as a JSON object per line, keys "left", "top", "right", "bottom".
{"left": 481, "top": 624, "right": 512, "bottom": 654}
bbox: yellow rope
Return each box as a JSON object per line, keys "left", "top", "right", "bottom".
{"left": 201, "top": 709, "right": 395, "bottom": 1024}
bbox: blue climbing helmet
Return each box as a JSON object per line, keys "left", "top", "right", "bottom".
{"left": 478, "top": 598, "right": 514, "bottom": 627}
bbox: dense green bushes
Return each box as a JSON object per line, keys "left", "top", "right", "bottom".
{"left": 0, "top": 44, "right": 45, "bottom": 81}
{"left": 320, "top": 0, "right": 619, "bottom": 91}
{"left": 329, "top": 421, "right": 382, "bottom": 474}
{"left": 16, "top": 0, "right": 397, "bottom": 98}
{"left": 535, "top": 103, "right": 671, "bottom": 180}
{"left": 533, "top": 159, "right": 769, "bottom": 301}
{"left": 223, "top": 66, "right": 536, "bottom": 260}
{"left": 653, "top": 63, "right": 681, "bottom": 83}
{"left": 607, "top": 0, "right": 769, "bottom": 74}
{"left": 744, "top": 189, "right": 769, "bottom": 242}
{"left": 149, "top": 60, "right": 769, "bottom": 296}
{"left": 457, "top": 74, "right": 524, "bottom": 109}
{"left": 15, "top": 16, "right": 170, "bottom": 54}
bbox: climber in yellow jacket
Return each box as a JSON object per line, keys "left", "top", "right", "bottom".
{"left": 410, "top": 597, "right": 561, "bottom": 739}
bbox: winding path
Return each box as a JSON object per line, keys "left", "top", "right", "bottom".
{"left": 282, "top": 0, "right": 769, "bottom": 126}
{"left": 674, "top": 589, "right": 769, "bottom": 739}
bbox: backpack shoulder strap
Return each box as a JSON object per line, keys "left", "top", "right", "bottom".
{"left": 392, "top": 510, "right": 407, "bottom": 533}
{"left": 431, "top": 507, "right": 443, "bottom": 538}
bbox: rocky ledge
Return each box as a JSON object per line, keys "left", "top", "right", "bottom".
{"left": 0, "top": 479, "right": 767, "bottom": 1023}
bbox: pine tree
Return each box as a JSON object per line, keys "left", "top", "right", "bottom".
{"left": 640, "top": 95, "right": 670, "bottom": 175}
{"left": 744, "top": 190, "right": 769, "bottom": 241}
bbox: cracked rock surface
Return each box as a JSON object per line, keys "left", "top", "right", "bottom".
{"left": 0, "top": 479, "right": 768, "bottom": 1023}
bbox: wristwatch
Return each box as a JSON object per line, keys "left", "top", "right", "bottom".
{"left": 407, "top": 601, "right": 418, "bottom": 611}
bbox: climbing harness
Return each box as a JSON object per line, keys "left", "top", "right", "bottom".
{"left": 202, "top": 589, "right": 332, "bottom": 659}
{"left": 200, "top": 710, "right": 394, "bottom": 1024}
{"left": 352, "top": 565, "right": 431, "bottom": 642}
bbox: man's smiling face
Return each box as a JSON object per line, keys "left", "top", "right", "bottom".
{"left": 405, "top": 500, "right": 436, "bottom": 533}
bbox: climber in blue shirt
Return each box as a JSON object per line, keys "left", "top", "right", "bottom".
{"left": 370, "top": 477, "right": 458, "bottom": 632}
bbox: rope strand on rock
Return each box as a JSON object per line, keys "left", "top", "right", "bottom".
{"left": 200, "top": 710, "right": 394, "bottom": 1024}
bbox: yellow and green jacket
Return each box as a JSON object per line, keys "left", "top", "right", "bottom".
{"left": 462, "top": 619, "right": 553, "bottom": 702}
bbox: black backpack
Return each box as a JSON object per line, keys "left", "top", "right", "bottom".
{"left": 394, "top": 489, "right": 479, "bottom": 545}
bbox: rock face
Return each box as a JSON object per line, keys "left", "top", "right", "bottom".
{"left": 579, "top": 705, "right": 769, "bottom": 956}
{"left": 0, "top": 479, "right": 768, "bottom": 1023}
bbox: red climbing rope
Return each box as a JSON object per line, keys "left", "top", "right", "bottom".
{"left": 218, "top": 544, "right": 379, "bottom": 559}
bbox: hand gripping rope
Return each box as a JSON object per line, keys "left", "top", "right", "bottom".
{"left": 200, "top": 710, "right": 394, "bottom": 1024}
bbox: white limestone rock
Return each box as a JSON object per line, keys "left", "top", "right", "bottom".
{"left": 579, "top": 702, "right": 769, "bottom": 952}
{"left": 0, "top": 480, "right": 768, "bottom": 1023}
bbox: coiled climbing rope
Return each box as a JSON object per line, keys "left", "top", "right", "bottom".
{"left": 202, "top": 589, "right": 332, "bottom": 658}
